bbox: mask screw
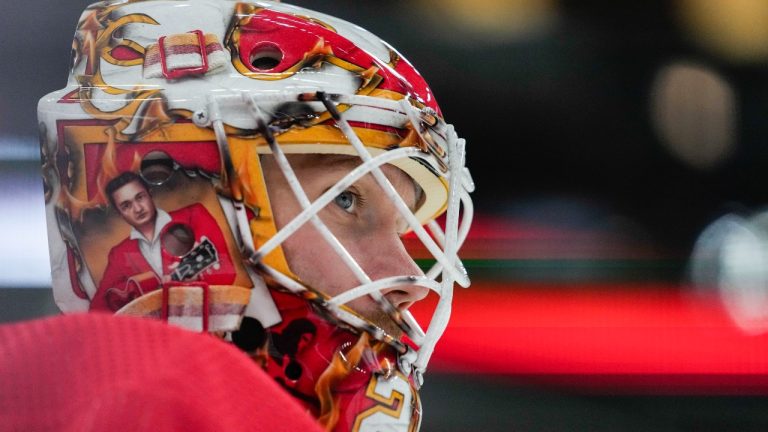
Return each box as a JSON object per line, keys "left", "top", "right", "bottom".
{"left": 193, "top": 109, "right": 210, "bottom": 127}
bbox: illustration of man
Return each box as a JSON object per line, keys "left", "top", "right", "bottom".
{"left": 90, "top": 171, "right": 236, "bottom": 312}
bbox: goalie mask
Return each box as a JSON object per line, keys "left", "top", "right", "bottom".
{"left": 38, "top": 1, "right": 474, "bottom": 430}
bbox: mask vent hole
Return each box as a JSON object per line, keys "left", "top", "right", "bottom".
{"left": 249, "top": 43, "right": 283, "bottom": 71}
{"left": 140, "top": 151, "right": 175, "bottom": 185}
{"left": 161, "top": 223, "right": 195, "bottom": 257}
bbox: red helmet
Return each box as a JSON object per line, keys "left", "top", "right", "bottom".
{"left": 38, "top": 1, "right": 474, "bottom": 429}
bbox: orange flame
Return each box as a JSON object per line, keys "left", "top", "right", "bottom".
{"left": 315, "top": 333, "right": 371, "bottom": 430}
{"left": 59, "top": 184, "right": 95, "bottom": 223}
{"left": 93, "top": 128, "right": 141, "bottom": 206}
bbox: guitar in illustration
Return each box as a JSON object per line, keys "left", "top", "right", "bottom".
{"left": 171, "top": 236, "right": 220, "bottom": 281}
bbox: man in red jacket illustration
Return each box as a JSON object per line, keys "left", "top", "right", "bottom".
{"left": 90, "top": 171, "right": 236, "bottom": 312}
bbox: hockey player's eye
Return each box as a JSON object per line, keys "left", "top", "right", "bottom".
{"left": 334, "top": 190, "right": 365, "bottom": 214}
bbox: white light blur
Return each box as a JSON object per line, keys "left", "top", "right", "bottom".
{"left": 690, "top": 210, "right": 768, "bottom": 334}
{"left": 0, "top": 136, "right": 51, "bottom": 288}
{"left": 0, "top": 136, "right": 42, "bottom": 161}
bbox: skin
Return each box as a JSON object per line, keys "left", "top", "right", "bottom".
{"left": 112, "top": 180, "right": 157, "bottom": 240}
{"left": 261, "top": 154, "right": 429, "bottom": 337}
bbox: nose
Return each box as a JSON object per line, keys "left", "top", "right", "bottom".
{"left": 360, "top": 232, "right": 429, "bottom": 311}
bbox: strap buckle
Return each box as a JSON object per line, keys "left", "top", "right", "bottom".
{"left": 158, "top": 29, "right": 209, "bottom": 79}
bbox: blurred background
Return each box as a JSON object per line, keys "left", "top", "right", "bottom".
{"left": 3, "top": 0, "right": 768, "bottom": 430}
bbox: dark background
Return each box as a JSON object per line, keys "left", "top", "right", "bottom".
{"left": 2, "top": 1, "right": 768, "bottom": 430}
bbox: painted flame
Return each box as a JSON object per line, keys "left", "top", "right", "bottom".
{"left": 315, "top": 333, "right": 371, "bottom": 430}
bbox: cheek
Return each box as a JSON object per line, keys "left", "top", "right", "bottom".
{"left": 282, "top": 225, "right": 327, "bottom": 279}
{"left": 119, "top": 208, "right": 132, "bottom": 220}
{"left": 281, "top": 223, "right": 358, "bottom": 297}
